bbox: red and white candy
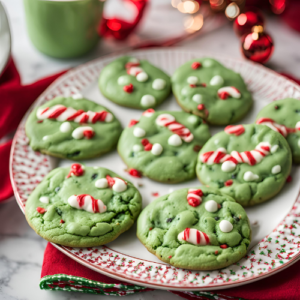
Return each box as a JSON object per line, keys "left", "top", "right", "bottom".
{"left": 95, "top": 175, "right": 127, "bottom": 193}
{"left": 142, "top": 108, "right": 155, "bottom": 117}
{"left": 178, "top": 228, "right": 210, "bottom": 246}
{"left": 187, "top": 189, "right": 203, "bottom": 207}
{"left": 156, "top": 113, "right": 194, "bottom": 143}
{"left": 72, "top": 126, "right": 94, "bottom": 139}
{"left": 67, "top": 194, "right": 106, "bottom": 213}
{"left": 218, "top": 87, "right": 241, "bottom": 100}
{"left": 200, "top": 142, "right": 272, "bottom": 171}
{"left": 37, "top": 105, "right": 112, "bottom": 123}
{"left": 224, "top": 125, "right": 245, "bottom": 136}
{"left": 256, "top": 118, "right": 300, "bottom": 137}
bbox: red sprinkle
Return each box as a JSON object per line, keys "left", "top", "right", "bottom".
{"left": 149, "top": 227, "right": 153, "bottom": 231}
{"left": 60, "top": 219, "right": 65, "bottom": 224}
{"left": 274, "top": 105, "right": 279, "bottom": 110}
{"left": 128, "top": 119, "right": 139, "bottom": 127}
{"left": 128, "top": 169, "right": 142, "bottom": 178}
{"left": 190, "top": 84, "right": 197, "bottom": 88}
{"left": 220, "top": 244, "right": 228, "bottom": 249}
{"left": 83, "top": 130, "right": 94, "bottom": 139}
{"left": 201, "top": 83, "right": 207, "bottom": 87}
{"left": 152, "top": 192, "right": 159, "bottom": 197}
{"left": 188, "top": 198, "right": 201, "bottom": 207}
{"left": 37, "top": 120, "right": 43, "bottom": 123}
{"left": 123, "top": 83, "right": 134, "bottom": 93}
{"left": 191, "top": 62, "right": 201, "bottom": 69}
{"left": 168, "top": 255, "right": 173, "bottom": 259}
{"left": 36, "top": 207, "right": 46, "bottom": 214}
{"left": 219, "top": 91, "right": 229, "bottom": 100}
{"left": 193, "top": 145, "right": 202, "bottom": 152}
{"left": 286, "top": 175, "right": 292, "bottom": 183}
{"left": 215, "top": 250, "right": 219, "bottom": 255}
{"left": 224, "top": 180, "right": 233, "bottom": 187}
{"left": 141, "top": 139, "right": 150, "bottom": 146}
{"left": 144, "top": 143, "right": 152, "bottom": 151}
{"left": 67, "top": 163, "right": 84, "bottom": 178}
{"left": 198, "top": 104, "right": 205, "bottom": 111}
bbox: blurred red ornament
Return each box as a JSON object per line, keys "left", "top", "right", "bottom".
{"left": 233, "top": 9, "right": 264, "bottom": 37}
{"left": 241, "top": 26, "right": 274, "bottom": 64}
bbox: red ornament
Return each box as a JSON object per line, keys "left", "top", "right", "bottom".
{"left": 224, "top": 180, "right": 233, "bottom": 187}
{"left": 128, "top": 168, "right": 142, "bottom": 178}
{"left": 191, "top": 62, "right": 201, "bottom": 69}
{"left": 198, "top": 104, "right": 205, "bottom": 111}
{"left": 241, "top": 26, "right": 274, "bottom": 64}
{"left": 123, "top": 83, "right": 134, "bottom": 93}
{"left": 36, "top": 207, "right": 47, "bottom": 214}
{"left": 234, "top": 9, "right": 264, "bottom": 37}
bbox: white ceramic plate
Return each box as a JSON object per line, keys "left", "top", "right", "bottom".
{"left": 10, "top": 48, "right": 300, "bottom": 291}
{"left": 0, "top": 2, "right": 11, "bottom": 76}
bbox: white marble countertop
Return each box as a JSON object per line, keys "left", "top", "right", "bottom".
{"left": 1, "top": 0, "right": 300, "bottom": 299}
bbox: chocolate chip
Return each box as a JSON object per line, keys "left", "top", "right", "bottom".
{"left": 91, "top": 173, "right": 98, "bottom": 180}
{"left": 233, "top": 216, "right": 240, "bottom": 222}
{"left": 231, "top": 174, "right": 237, "bottom": 179}
{"left": 295, "top": 109, "right": 300, "bottom": 113}
{"left": 56, "top": 207, "right": 62, "bottom": 216}
{"left": 214, "top": 216, "right": 220, "bottom": 221}
{"left": 166, "top": 218, "right": 174, "bottom": 223}
{"left": 274, "top": 105, "right": 279, "bottom": 110}
{"left": 55, "top": 187, "right": 60, "bottom": 193}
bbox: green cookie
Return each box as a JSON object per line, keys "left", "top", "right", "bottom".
{"left": 98, "top": 56, "right": 171, "bottom": 109}
{"left": 25, "top": 165, "right": 142, "bottom": 247}
{"left": 117, "top": 109, "right": 211, "bottom": 183}
{"left": 255, "top": 98, "right": 300, "bottom": 163}
{"left": 137, "top": 186, "right": 251, "bottom": 270}
{"left": 196, "top": 124, "right": 292, "bottom": 206}
{"left": 171, "top": 58, "right": 253, "bottom": 125}
{"left": 25, "top": 96, "right": 122, "bottom": 160}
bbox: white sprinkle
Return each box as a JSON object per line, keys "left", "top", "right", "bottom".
{"left": 192, "top": 94, "right": 202, "bottom": 103}
{"left": 205, "top": 200, "right": 218, "bottom": 213}
{"left": 187, "top": 115, "right": 198, "bottom": 124}
{"left": 136, "top": 72, "right": 148, "bottom": 82}
{"left": 133, "top": 144, "right": 142, "bottom": 152}
{"left": 271, "top": 145, "right": 279, "bottom": 153}
{"left": 221, "top": 161, "right": 236, "bottom": 172}
{"left": 43, "top": 136, "right": 49, "bottom": 141}
{"left": 60, "top": 122, "right": 72, "bottom": 133}
{"left": 112, "top": 178, "right": 127, "bottom": 193}
{"left": 141, "top": 95, "right": 155, "bottom": 107}
{"left": 39, "top": 196, "right": 49, "bottom": 204}
{"left": 118, "top": 75, "right": 130, "bottom": 85}
{"left": 95, "top": 178, "right": 108, "bottom": 189}
{"left": 187, "top": 76, "right": 198, "bottom": 85}
{"left": 219, "top": 220, "right": 233, "bottom": 233}
{"left": 168, "top": 134, "right": 182, "bottom": 146}
{"left": 152, "top": 79, "right": 166, "bottom": 90}
{"left": 72, "top": 94, "right": 83, "bottom": 100}
{"left": 133, "top": 127, "right": 146, "bottom": 138}
{"left": 151, "top": 143, "right": 163, "bottom": 156}
{"left": 272, "top": 165, "right": 281, "bottom": 174}
{"left": 210, "top": 75, "right": 224, "bottom": 86}
{"left": 243, "top": 171, "right": 259, "bottom": 181}
{"left": 203, "top": 59, "right": 213, "bottom": 67}
{"left": 105, "top": 113, "right": 113, "bottom": 122}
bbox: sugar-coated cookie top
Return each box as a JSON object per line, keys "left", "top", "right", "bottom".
{"left": 137, "top": 186, "right": 251, "bottom": 270}
{"left": 172, "top": 58, "right": 252, "bottom": 125}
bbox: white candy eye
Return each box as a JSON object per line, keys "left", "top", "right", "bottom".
{"left": 187, "top": 76, "right": 198, "bottom": 85}
{"left": 168, "top": 134, "right": 182, "bottom": 146}
{"left": 133, "top": 127, "right": 146, "bottom": 138}
{"left": 95, "top": 178, "right": 108, "bottom": 188}
{"left": 152, "top": 79, "right": 166, "bottom": 90}
{"left": 219, "top": 220, "right": 233, "bottom": 233}
{"left": 205, "top": 200, "right": 218, "bottom": 212}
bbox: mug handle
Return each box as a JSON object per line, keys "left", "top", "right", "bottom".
{"left": 98, "top": 0, "right": 149, "bottom": 40}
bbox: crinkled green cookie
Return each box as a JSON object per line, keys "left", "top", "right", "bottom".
{"left": 196, "top": 124, "right": 292, "bottom": 207}
{"left": 256, "top": 98, "right": 300, "bottom": 163}
{"left": 137, "top": 186, "right": 251, "bottom": 270}
{"left": 25, "top": 165, "right": 142, "bottom": 247}
{"left": 171, "top": 58, "right": 253, "bottom": 125}
{"left": 25, "top": 96, "right": 122, "bottom": 160}
{"left": 117, "top": 109, "right": 211, "bottom": 183}
{"left": 98, "top": 56, "right": 171, "bottom": 109}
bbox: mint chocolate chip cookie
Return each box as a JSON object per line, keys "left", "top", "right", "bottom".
{"left": 172, "top": 58, "right": 253, "bottom": 125}
{"left": 196, "top": 124, "right": 292, "bottom": 206}
{"left": 98, "top": 56, "right": 171, "bottom": 109}
{"left": 256, "top": 98, "right": 300, "bottom": 163}
{"left": 25, "top": 96, "right": 122, "bottom": 160}
{"left": 137, "top": 187, "right": 251, "bottom": 270}
{"left": 25, "top": 165, "right": 142, "bottom": 247}
{"left": 117, "top": 109, "right": 211, "bottom": 183}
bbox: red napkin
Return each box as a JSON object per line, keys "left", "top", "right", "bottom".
{"left": 41, "top": 242, "right": 300, "bottom": 300}
{"left": 0, "top": 59, "right": 66, "bottom": 202}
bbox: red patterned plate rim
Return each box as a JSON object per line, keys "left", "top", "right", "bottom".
{"left": 10, "top": 48, "right": 300, "bottom": 291}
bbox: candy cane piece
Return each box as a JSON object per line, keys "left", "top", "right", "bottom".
{"left": 178, "top": 228, "right": 210, "bottom": 246}
{"left": 187, "top": 189, "right": 203, "bottom": 207}
{"left": 224, "top": 125, "right": 245, "bottom": 136}
{"left": 68, "top": 194, "right": 106, "bottom": 213}
{"left": 218, "top": 87, "right": 241, "bottom": 99}
{"left": 72, "top": 127, "right": 95, "bottom": 139}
